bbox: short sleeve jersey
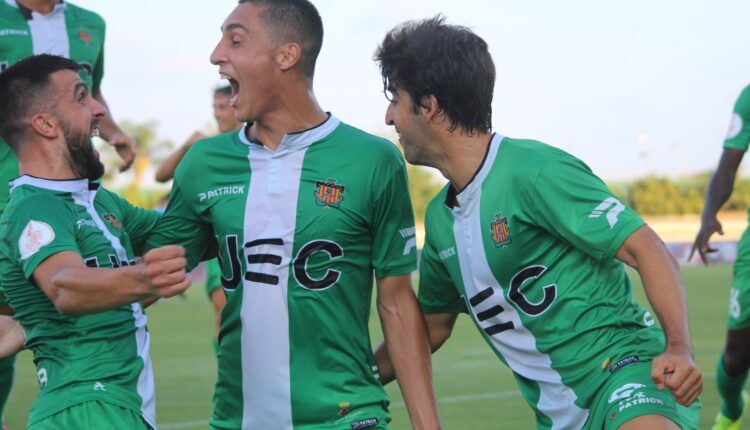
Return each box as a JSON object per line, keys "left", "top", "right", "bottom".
{"left": 419, "top": 135, "right": 666, "bottom": 429}
{"left": 724, "top": 84, "right": 750, "bottom": 152}
{"left": 0, "top": 176, "right": 158, "bottom": 427}
{"left": 0, "top": 0, "right": 107, "bottom": 269}
{"left": 146, "top": 115, "right": 417, "bottom": 429}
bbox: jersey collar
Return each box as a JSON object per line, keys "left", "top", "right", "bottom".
{"left": 10, "top": 175, "right": 99, "bottom": 193}
{"left": 445, "top": 133, "right": 504, "bottom": 209}
{"left": 5, "top": 0, "right": 66, "bottom": 20}
{"left": 238, "top": 113, "right": 341, "bottom": 154}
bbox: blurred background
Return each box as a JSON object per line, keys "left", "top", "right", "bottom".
{"left": 5, "top": 0, "right": 750, "bottom": 428}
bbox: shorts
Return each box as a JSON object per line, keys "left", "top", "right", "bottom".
{"left": 587, "top": 361, "right": 700, "bottom": 429}
{"left": 728, "top": 226, "right": 750, "bottom": 329}
{"left": 27, "top": 400, "right": 152, "bottom": 430}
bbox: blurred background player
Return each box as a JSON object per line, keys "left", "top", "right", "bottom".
{"left": 0, "top": 1, "right": 137, "bottom": 427}
{"left": 692, "top": 84, "right": 750, "bottom": 430}
{"left": 375, "top": 17, "right": 702, "bottom": 429}
{"left": 154, "top": 85, "right": 242, "bottom": 348}
{"left": 0, "top": 54, "right": 189, "bottom": 430}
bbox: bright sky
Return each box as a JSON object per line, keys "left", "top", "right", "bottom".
{"left": 73, "top": 0, "right": 750, "bottom": 180}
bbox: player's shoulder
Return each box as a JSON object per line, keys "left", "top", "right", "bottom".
{"left": 0, "top": 189, "right": 65, "bottom": 234}
{"left": 425, "top": 184, "right": 452, "bottom": 222}
{"left": 498, "top": 136, "right": 589, "bottom": 177}
{"left": 66, "top": 2, "right": 106, "bottom": 28}
{"left": 175, "top": 130, "right": 240, "bottom": 181}
{"left": 331, "top": 121, "right": 404, "bottom": 164}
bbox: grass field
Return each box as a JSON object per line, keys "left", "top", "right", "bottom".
{"left": 3, "top": 264, "right": 736, "bottom": 429}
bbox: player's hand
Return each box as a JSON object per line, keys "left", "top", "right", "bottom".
{"left": 0, "top": 315, "right": 25, "bottom": 359}
{"left": 140, "top": 245, "right": 190, "bottom": 298}
{"left": 651, "top": 348, "right": 702, "bottom": 406}
{"left": 688, "top": 216, "right": 723, "bottom": 265}
{"left": 185, "top": 131, "right": 206, "bottom": 149}
{"left": 108, "top": 131, "right": 137, "bottom": 172}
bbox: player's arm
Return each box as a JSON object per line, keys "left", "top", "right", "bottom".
{"left": 33, "top": 246, "right": 189, "bottom": 316}
{"left": 690, "top": 148, "right": 744, "bottom": 264}
{"left": 92, "top": 89, "right": 136, "bottom": 172}
{"left": 154, "top": 132, "right": 206, "bottom": 183}
{"left": 616, "top": 225, "right": 702, "bottom": 406}
{"left": 376, "top": 274, "right": 441, "bottom": 430}
{"left": 0, "top": 315, "right": 24, "bottom": 359}
{"left": 376, "top": 312, "right": 458, "bottom": 385}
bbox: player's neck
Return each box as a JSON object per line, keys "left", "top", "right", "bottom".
{"left": 16, "top": 0, "right": 59, "bottom": 15}
{"left": 17, "top": 141, "right": 79, "bottom": 181}
{"left": 438, "top": 132, "right": 493, "bottom": 193}
{"left": 247, "top": 89, "right": 327, "bottom": 152}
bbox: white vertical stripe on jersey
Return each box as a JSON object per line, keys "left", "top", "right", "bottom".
{"left": 240, "top": 147, "right": 308, "bottom": 430}
{"left": 25, "top": 2, "right": 70, "bottom": 58}
{"left": 452, "top": 135, "right": 588, "bottom": 430}
{"left": 72, "top": 189, "right": 157, "bottom": 429}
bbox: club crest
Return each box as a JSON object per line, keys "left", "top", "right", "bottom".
{"left": 490, "top": 213, "right": 511, "bottom": 248}
{"left": 314, "top": 179, "right": 345, "bottom": 208}
{"left": 77, "top": 29, "right": 93, "bottom": 44}
{"left": 103, "top": 213, "right": 123, "bottom": 230}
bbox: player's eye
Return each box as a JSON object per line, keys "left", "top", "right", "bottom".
{"left": 383, "top": 89, "right": 396, "bottom": 103}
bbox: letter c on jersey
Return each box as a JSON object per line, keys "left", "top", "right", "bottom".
{"left": 509, "top": 265, "right": 557, "bottom": 316}
{"left": 294, "top": 240, "right": 344, "bottom": 291}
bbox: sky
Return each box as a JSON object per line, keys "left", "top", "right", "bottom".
{"left": 72, "top": 0, "right": 750, "bottom": 180}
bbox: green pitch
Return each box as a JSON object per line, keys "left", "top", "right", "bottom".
{"left": 3, "top": 265, "right": 733, "bottom": 429}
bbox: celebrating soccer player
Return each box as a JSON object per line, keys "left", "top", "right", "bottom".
{"left": 0, "top": 54, "right": 190, "bottom": 429}
{"left": 146, "top": 1, "right": 440, "bottom": 429}
{"left": 691, "top": 83, "right": 750, "bottom": 430}
{"left": 374, "top": 17, "right": 702, "bottom": 430}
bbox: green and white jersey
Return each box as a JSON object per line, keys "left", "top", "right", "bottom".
{"left": 724, "top": 84, "right": 750, "bottom": 152}
{"left": 147, "top": 115, "right": 417, "bottom": 430}
{"left": 0, "top": 176, "right": 158, "bottom": 427}
{"left": 419, "top": 135, "right": 666, "bottom": 429}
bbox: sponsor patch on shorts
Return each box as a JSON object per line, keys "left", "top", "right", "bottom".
{"left": 351, "top": 417, "right": 379, "bottom": 429}
{"left": 608, "top": 355, "right": 639, "bottom": 373}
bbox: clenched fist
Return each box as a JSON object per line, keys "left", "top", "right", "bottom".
{"left": 140, "top": 245, "right": 190, "bottom": 298}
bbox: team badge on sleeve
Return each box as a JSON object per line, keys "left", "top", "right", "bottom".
{"left": 314, "top": 179, "right": 345, "bottom": 208}
{"left": 490, "top": 213, "right": 511, "bottom": 248}
{"left": 19, "top": 220, "right": 55, "bottom": 260}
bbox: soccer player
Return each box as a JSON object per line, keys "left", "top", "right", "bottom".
{"left": 146, "top": 1, "right": 441, "bottom": 429}
{"left": 373, "top": 17, "right": 702, "bottom": 429}
{"left": 0, "top": 54, "right": 190, "bottom": 429}
{"left": 154, "top": 85, "right": 242, "bottom": 348}
{"left": 691, "top": 83, "right": 750, "bottom": 430}
{"left": 0, "top": 2, "right": 137, "bottom": 423}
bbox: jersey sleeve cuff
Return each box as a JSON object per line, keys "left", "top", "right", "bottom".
{"left": 374, "top": 261, "right": 416, "bottom": 279}
{"left": 22, "top": 245, "right": 80, "bottom": 280}
{"left": 419, "top": 301, "right": 467, "bottom": 315}
{"left": 602, "top": 218, "right": 646, "bottom": 262}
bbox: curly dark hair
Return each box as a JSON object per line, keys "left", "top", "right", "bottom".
{"left": 375, "top": 16, "right": 495, "bottom": 134}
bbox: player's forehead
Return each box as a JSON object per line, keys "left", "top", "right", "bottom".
{"left": 50, "top": 69, "right": 85, "bottom": 97}
{"left": 221, "top": 2, "right": 264, "bottom": 36}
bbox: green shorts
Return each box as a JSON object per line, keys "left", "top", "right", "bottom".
{"left": 587, "top": 361, "right": 700, "bottom": 429}
{"left": 729, "top": 226, "right": 750, "bottom": 329}
{"left": 28, "top": 400, "right": 152, "bottom": 430}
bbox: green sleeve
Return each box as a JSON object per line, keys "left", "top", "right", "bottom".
{"left": 91, "top": 21, "right": 105, "bottom": 92}
{"left": 12, "top": 196, "right": 79, "bottom": 279}
{"left": 529, "top": 156, "right": 645, "bottom": 262}
{"left": 204, "top": 258, "right": 223, "bottom": 297}
{"left": 106, "top": 190, "right": 160, "bottom": 256}
{"left": 724, "top": 85, "right": 750, "bottom": 151}
{"left": 370, "top": 149, "right": 417, "bottom": 278}
{"left": 418, "top": 234, "right": 466, "bottom": 315}
{"left": 145, "top": 166, "right": 215, "bottom": 271}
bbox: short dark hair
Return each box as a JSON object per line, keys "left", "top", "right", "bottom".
{"left": 0, "top": 54, "right": 81, "bottom": 150}
{"left": 239, "top": 0, "right": 323, "bottom": 78}
{"left": 375, "top": 16, "right": 495, "bottom": 134}
{"left": 214, "top": 85, "right": 232, "bottom": 97}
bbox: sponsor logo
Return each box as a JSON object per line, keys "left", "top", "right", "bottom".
{"left": 643, "top": 311, "right": 655, "bottom": 326}
{"left": 102, "top": 213, "right": 123, "bottom": 230}
{"left": 607, "top": 355, "right": 639, "bottom": 373}
{"left": 19, "top": 220, "right": 55, "bottom": 260}
{"left": 400, "top": 226, "right": 416, "bottom": 255}
{"left": 439, "top": 246, "right": 456, "bottom": 261}
{"left": 589, "top": 197, "right": 625, "bottom": 228}
{"left": 617, "top": 391, "right": 664, "bottom": 413}
{"left": 0, "top": 29, "right": 29, "bottom": 37}
{"left": 608, "top": 383, "right": 646, "bottom": 404}
{"left": 198, "top": 185, "right": 245, "bottom": 202}
{"left": 730, "top": 288, "right": 741, "bottom": 319}
{"left": 727, "top": 113, "right": 743, "bottom": 140}
{"left": 314, "top": 179, "right": 345, "bottom": 208}
{"left": 351, "top": 418, "right": 379, "bottom": 430}
{"left": 76, "top": 219, "right": 97, "bottom": 230}
{"left": 399, "top": 226, "right": 416, "bottom": 238}
{"left": 93, "top": 381, "right": 106, "bottom": 391}
{"left": 77, "top": 28, "right": 92, "bottom": 44}
{"left": 337, "top": 402, "right": 350, "bottom": 417}
{"left": 37, "top": 368, "right": 48, "bottom": 388}
{"left": 490, "top": 213, "right": 511, "bottom": 248}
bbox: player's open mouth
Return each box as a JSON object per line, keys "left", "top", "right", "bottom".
{"left": 221, "top": 73, "right": 240, "bottom": 107}
{"left": 91, "top": 126, "right": 100, "bottom": 137}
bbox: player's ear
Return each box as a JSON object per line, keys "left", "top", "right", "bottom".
{"left": 30, "top": 113, "right": 59, "bottom": 140}
{"left": 276, "top": 42, "right": 302, "bottom": 72}
{"left": 419, "top": 95, "right": 443, "bottom": 123}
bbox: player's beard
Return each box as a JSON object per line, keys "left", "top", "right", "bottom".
{"left": 61, "top": 118, "right": 105, "bottom": 181}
